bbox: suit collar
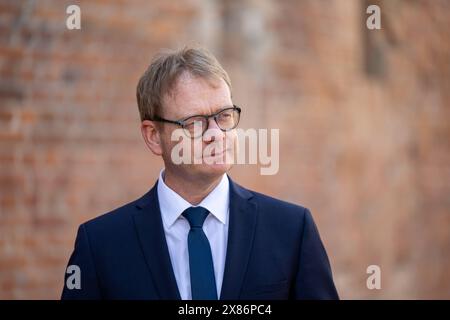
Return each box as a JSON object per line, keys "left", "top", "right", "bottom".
{"left": 157, "top": 170, "right": 230, "bottom": 227}
{"left": 134, "top": 174, "right": 253, "bottom": 209}
{"left": 133, "top": 175, "right": 257, "bottom": 300}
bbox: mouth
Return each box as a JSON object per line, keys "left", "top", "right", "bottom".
{"left": 209, "top": 148, "right": 230, "bottom": 157}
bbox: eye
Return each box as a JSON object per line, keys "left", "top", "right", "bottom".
{"left": 184, "top": 117, "right": 204, "bottom": 126}
{"left": 218, "top": 110, "right": 232, "bottom": 119}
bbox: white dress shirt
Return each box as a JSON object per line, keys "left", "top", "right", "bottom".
{"left": 157, "top": 169, "right": 230, "bottom": 300}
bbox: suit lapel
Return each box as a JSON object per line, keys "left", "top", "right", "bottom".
{"left": 220, "top": 176, "right": 258, "bottom": 300}
{"left": 132, "top": 181, "right": 181, "bottom": 300}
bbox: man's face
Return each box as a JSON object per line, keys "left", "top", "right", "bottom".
{"left": 158, "top": 71, "right": 237, "bottom": 181}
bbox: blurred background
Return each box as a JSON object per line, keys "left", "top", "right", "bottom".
{"left": 0, "top": 0, "right": 449, "bottom": 299}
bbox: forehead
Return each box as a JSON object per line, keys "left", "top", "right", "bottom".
{"left": 163, "top": 71, "right": 232, "bottom": 118}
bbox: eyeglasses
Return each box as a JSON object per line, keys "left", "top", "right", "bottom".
{"left": 151, "top": 105, "right": 241, "bottom": 138}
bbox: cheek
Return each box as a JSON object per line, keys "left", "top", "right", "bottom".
{"left": 162, "top": 132, "right": 199, "bottom": 160}
{"left": 159, "top": 131, "right": 178, "bottom": 154}
{"left": 225, "top": 131, "right": 237, "bottom": 149}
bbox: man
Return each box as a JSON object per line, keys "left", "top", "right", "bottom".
{"left": 61, "top": 47, "right": 339, "bottom": 300}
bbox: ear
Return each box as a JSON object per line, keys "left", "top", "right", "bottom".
{"left": 141, "top": 120, "right": 163, "bottom": 156}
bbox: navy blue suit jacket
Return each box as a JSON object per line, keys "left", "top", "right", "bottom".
{"left": 61, "top": 176, "right": 338, "bottom": 299}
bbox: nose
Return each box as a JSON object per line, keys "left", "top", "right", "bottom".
{"left": 203, "top": 117, "right": 224, "bottom": 143}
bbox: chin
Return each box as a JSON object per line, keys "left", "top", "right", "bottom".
{"left": 194, "top": 162, "right": 232, "bottom": 179}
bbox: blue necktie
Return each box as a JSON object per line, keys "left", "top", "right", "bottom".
{"left": 182, "top": 206, "right": 218, "bottom": 300}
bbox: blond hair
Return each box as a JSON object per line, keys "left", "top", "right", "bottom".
{"left": 136, "top": 46, "right": 232, "bottom": 121}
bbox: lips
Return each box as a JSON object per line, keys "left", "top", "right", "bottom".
{"left": 209, "top": 148, "right": 229, "bottom": 157}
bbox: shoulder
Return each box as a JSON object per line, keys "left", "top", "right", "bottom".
{"left": 232, "top": 181, "right": 318, "bottom": 247}
{"left": 252, "top": 189, "right": 308, "bottom": 212}
{"left": 78, "top": 190, "right": 150, "bottom": 237}
{"left": 231, "top": 178, "right": 312, "bottom": 225}
{"left": 252, "top": 189, "right": 312, "bottom": 223}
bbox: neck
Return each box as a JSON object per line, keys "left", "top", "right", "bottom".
{"left": 163, "top": 169, "right": 223, "bottom": 205}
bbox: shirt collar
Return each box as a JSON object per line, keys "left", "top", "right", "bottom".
{"left": 157, "top": 169, "right": 229, "bottom": 228}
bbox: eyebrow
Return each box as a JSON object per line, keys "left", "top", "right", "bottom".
{"left": 182, "top": 105, "right": 233, "bottom": 118}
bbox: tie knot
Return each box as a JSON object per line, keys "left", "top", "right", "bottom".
{"left": 182, "top": 206, "right": 209, "bottom": 228}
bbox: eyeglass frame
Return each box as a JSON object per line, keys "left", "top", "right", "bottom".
{"left": 149, "top": 105, "right": 241, "bottom": 138}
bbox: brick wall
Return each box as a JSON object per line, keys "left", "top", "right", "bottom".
{"left": 0, "top": 0, "right": 449, "bottom": 299}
